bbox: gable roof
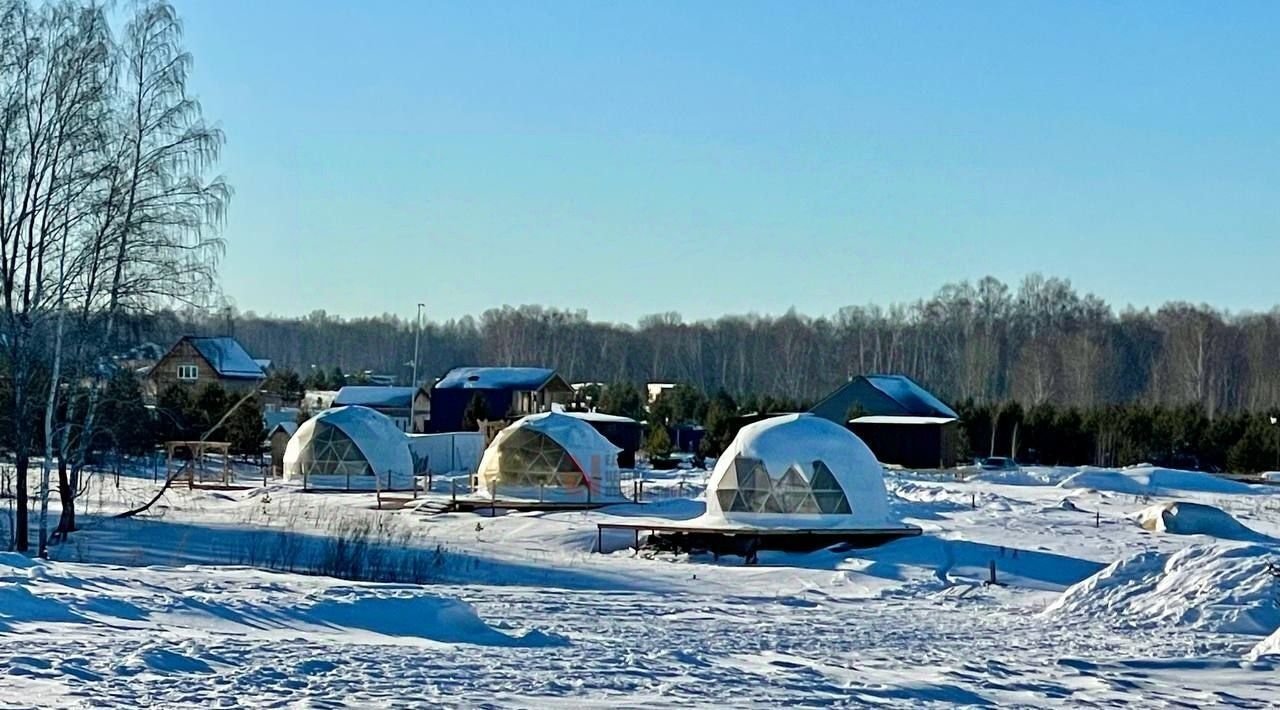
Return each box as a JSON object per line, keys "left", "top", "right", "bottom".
{"left": 809, "top": 374, "right": 957, "bottom": 423}
{"left": 268, "top": 421, "right": 298, "bottom": 437}
{"left": 434, "top": 367, "right": 559, "bottom": 391}
{"left": 333, "top": 386, "right": 424, "bottom": 409}
{"left": 184, "top": 337, "right": 266, "bottom": 380}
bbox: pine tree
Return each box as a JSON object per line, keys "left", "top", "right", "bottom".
{"left": 194, "top": 383, "right": 231, "bottom": 440}
{"left": 461, "top": 392, "right": 489, "bottom": 431}
{"left": 646, "top": 423, "right": 673, "bottom": 458}
{"left": 100, "top": 370, "right": 152, "bottom": 455}
{"left": 226, "top": 396, "right": 265, "bottom": 456}
{"left": 156, "top": 384, "right": 196, "bottom": 441}
{"left": 599, "top": 382, "right": 645, "bottom": 421}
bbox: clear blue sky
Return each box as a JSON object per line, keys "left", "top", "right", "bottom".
{"left": 172, "top": 0, "right": 1280, "bottom": 323}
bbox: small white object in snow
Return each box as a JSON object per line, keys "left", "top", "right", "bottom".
{"left": 1134, "top": 501, "right": 1271, "bottom": 542}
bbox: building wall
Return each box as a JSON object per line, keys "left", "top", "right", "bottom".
{"left": 430, "top": 386, "right": 564, "bottom": 433}
{"left": 847, "top": 421, "right": 959, "bottom": 469}
{"left": 270, "top": 430, "right": 291, "bottom": 473}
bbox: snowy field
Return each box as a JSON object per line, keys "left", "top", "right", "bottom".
{"left": 3, "top": 463, "right": 1280, "bottom": 707}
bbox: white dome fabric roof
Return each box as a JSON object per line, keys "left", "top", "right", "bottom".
{"left": 283, "top": 406, "right": 414, "bottom": 484}
{"left": 702, "top": 413, "right": 891, "bottom": 529}
{"left": 476, "top": 412, "right": 622, "bottom": 499}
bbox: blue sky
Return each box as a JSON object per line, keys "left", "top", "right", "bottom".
{"left": 172, "top": 1, "right": 1280, "bottom": 323}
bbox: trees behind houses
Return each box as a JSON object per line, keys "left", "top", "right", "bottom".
{"left": 128, "top": 275, "right": 1280, "bottom": 421}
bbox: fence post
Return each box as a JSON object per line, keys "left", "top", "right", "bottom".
{"left": 451, "top": 478, "right": 457, "bottom": 503}
{"left": 988, "top": 560, "right": 998, "bottom": 585}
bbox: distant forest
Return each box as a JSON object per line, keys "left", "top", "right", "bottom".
{"left": 128, "top": 275, "right": 1280, "bottom": 416}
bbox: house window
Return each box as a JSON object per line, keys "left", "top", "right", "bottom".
{"left": 177, "top": 365, "right": 199, "bottom": 381}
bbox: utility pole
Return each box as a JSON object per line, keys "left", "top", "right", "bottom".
{"left": 1271, "top": 415, "right": 1278, "bottom": 470}
{"left": 409, "top": 303, "right": 425, "bottom": 433}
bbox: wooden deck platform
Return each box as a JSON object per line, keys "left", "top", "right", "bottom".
{"left": 447, "top": 498, "right": 618, "bottom": 514}
{"left": 595, "top": 521, "right": 922, "bottom": 561}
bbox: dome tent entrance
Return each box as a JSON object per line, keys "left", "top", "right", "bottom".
{"left": 283, "top": 406, "right": 416, "bottom": 490}
{"left": 476, "top": 412, "right": 622, "bottom": 501}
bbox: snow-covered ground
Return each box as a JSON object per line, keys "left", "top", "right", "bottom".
{"left": 3, "top": 462, "right": 1280, "bottom": 707}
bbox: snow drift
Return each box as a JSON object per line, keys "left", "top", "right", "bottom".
{"left": 1057, "top": 464, "right": 1259, "bottom": 496}
{"left": 1043, "top": 543, "right": 1280, "bottom": 636}
{"left": 0, "top": 554, "right": 564, "bottom": 648}
{"left": 1134, "top": 501, "right": 1272, "bottom": 542}
{"left": 1251, "top": 627, "right": 1280, "bottom": 660}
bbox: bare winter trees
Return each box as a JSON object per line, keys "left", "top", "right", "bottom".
{"left": 0, "top": 0, "right": 227, "bottom": 553}
{"left": 178, "top": 275, "right": 1280, "bottom": 421}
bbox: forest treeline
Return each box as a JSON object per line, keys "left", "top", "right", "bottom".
{"left": 135, "top": 274, "right": 1280, "bottom": 415}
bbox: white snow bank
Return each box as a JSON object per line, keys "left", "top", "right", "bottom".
{"left": 1262, "top": 471, "right": 1280, "bottom": 483}
{"left": 1251, "top": 627, "right": 1280, "bottom": 660}
{"left": 0, "top": 554, "right": 565, "bottom": 648}
{"left": 1135, "top": 502, "right": 1271, "bottom": 542}
{"left": 1043, "top": 543, "right": 1280, "bottom": 636}
{"left": 969, "top": 467, "right": 1071, "bottom": 486}
{"left": 1058, "top": 465, "right": 1259, "bottom": 496}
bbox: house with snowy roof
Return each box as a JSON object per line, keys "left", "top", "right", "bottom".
{"left": 429, "top": 366, "right": 572, "bottom": 433}
{"left": 147, "top": 336, "right": 268, "bottom": 397}
{"left": 332, "top": 385, "right": 431, "bottom": 433}
{"left": 809, "top": 374, "right": 960, "bottom": 469}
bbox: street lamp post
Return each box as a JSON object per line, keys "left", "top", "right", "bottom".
{"left": 1271, "top": 415, "right": 1278, "bottom": 470}
{"left": 409, "top": 303, "right": 425, "bottom": 432}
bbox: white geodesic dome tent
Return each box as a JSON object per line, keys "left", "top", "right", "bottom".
{"left": 475, "top": 412, "right": 622, "bottom": 500}
{"left": 701, "top": 413, "right": 892, "bottom": 529}
{"left": 283, "top": 406, "right": 415, "bottom": 489}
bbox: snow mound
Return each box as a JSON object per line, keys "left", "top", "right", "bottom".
{"left": 1058, "top": 465, "right": 1259, "bottom": 496}
{"left": 0, "top": 555, "right": 565, "bottom": 648}
{"left": 1251, "top": 627, "right": 1280, "bottom": 660}
{"left": 1135, "top": 502, "right": 1271, "bottom": 542}
{"left": 1043, "top": 543, "right": 1280, "bottom": 635}
{"left": 969, "top": 467, "right": 1070, "bottom": 486}
{"left": 1262, "top": 471, "right": 1280, "bottom": 483}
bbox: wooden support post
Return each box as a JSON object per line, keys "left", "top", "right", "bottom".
{"left": 634, "top": 528, "right": 639, "bottom": 552}
{"left": 988, "top": 560, "right": 998, "bottom": 585}
{"left": 596, "top": 526, "right": 602, "bottom": 554}
{"left": 1095, "top": 510, "right": 1100, "bottom": 528}
{"left": 971, "top": 493, "right": 976, "bottom": 509}
{"left": 451, "top": 478, "right": 457, "bottom": 503}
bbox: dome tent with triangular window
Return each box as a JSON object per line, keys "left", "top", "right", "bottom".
{"left": 699, "top": 413, "right": 894, "bottom": 529}
{"left": 475, "top": 411, "right": 623, "bottom": 501}
{"left": 283, "top": 406, "right": 415, "bottom": 490}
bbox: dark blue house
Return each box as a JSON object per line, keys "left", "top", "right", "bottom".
{"left": 809, "top": 374, "right": 960, "bottom": 469}
{"left": 429, "top": 367, "right": 573, "bottom": 433}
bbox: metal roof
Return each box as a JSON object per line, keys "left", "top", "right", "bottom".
{"left": 850, "top": 415, "right": 957, "bottom": 425}
{"left": 862, "top": 375, "right": 959, "bottom": 419}
{"left": 434, "top": 367, "right": 557, "bottom": 390}
{"left": 333, "top": 386, "right": 421, "bottom": 409}
{"left": 188, "top": 337, "right": 266, "bottom": 380}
